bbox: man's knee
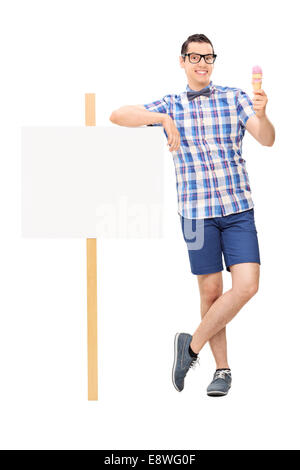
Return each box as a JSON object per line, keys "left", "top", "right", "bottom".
{"left": 231, "top": 263, "right": 260, "bottom": 300}
{"left": 233, "top": 281, "right": 259, "bottom": 300}
{"left": 200, "top": 281, "right": 223, "bottom": 303}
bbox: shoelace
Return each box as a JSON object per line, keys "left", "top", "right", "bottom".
{"left": 214, "top": 370, "right": 231, "bottom": 380}
{"left": 189, "top": 356, "right": 200, "bottom": 370}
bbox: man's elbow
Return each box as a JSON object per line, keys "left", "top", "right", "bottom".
{"left": 261, "top": 142, "right": 274, "bottom": 147}
{"left": 109, "top": 111, "right": 119, "bottom": 124}
{"left": 264, "top": 136, "right": 276, "bottom": 147}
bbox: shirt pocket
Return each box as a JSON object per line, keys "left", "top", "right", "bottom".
{"left": 203, "top": 99, "right": 237, "bottom": 143}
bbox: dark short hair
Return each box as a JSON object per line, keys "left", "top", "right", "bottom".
{"left": 181, "top": 34, "right": 214, "bottom": 59}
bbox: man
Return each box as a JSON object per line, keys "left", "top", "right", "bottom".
{"left": 110, "top": 34, "right": 275, "bottom": 397}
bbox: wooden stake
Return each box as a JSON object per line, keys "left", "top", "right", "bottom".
{"left": 85, "top": 93, "right": 98, "bottom": 400}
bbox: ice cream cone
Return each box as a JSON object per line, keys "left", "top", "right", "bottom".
{"left": 252, "top": 80, "right": 262, "bottom": 90}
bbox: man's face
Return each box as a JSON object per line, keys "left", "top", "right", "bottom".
{"left": 179, "top": 41, "right": 214, "bottom": 90}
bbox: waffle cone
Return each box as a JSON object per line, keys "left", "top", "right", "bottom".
{"left": 252, "top": 81, "right": 262, "bottom": 90}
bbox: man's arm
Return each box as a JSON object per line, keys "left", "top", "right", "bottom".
{"left": 110, "top": 104, "right": 180, "bottom": 152}
{"left": 245, "top": 89, "right": 275, "bottom": 146}
{"left": 246, "top": 114, "right": 275, "bottom": 146}
{"left": 109, "top": 105, "right": 167, "bottom": 127}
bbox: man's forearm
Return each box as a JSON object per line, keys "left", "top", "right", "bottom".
{"left": 257, "top": 115, "right": 275, "bottom": 146}
{"left": 110, "top": 106, "right": 167, "bottom": 127}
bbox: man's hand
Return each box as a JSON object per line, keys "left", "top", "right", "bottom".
{"left": 246, "top": 88, "right": 275, "bottom": 146}
{"left": 162, "top": 115, "right": 181, "bottom": 152}
{"left": 252, "top": 89, "right": 268, "bottom": 118}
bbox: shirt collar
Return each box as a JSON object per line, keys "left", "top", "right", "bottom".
{"left": 186, "top": 80, "right": 215, "bottom": 93}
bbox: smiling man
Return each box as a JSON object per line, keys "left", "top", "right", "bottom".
{"left": 110, "top": 34, "right": 275, "bottom": 397}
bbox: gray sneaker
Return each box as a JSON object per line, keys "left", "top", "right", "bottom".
{"left": 207, "top": 369, "right": 232, "bottom": 396}
{"left": 172, "top": 333, "right": 199, "bottom": 392}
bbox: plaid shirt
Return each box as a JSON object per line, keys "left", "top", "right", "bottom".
{"left": 143, "top": 80, "right": 256, "bottom": 219}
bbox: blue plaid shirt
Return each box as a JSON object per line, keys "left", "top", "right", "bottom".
{"left": 143, "top": 80, "right": 256, "bottom": 219}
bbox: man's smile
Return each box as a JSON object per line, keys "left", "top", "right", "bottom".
{"left": 195, "top": 70, "right": 208, "bottom": 75}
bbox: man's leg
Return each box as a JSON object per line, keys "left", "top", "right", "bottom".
{"left": 190, "top": 262, "right": 260, "bottom": 354}
{"left": 197, "top": 272, "right": 229, "bottom": 369}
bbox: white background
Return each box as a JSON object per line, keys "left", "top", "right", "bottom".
{"left": 0, "top": 0, "right": 299, "bottom": 450}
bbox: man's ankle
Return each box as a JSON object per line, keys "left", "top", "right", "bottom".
{"left": 188, "top": 344, "right": 198, "bottom": 358}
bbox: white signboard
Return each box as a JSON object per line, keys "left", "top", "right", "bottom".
{"left": 21, "top": 126, "right": 165, "bottom": 238}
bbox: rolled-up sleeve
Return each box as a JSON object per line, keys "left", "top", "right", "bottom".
{"left": 143, "top": 94, "right": 171, "bottom": 127}
{"left": 236, "top": 89, "right": 256, "bottom": 128}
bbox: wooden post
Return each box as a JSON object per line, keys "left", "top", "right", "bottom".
{"left": 85, "top": 93, "right": 98, "bottom": 400}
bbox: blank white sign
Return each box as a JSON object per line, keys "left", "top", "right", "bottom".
{"left": 21, "top": 126, "right": 165, "bottom": 238}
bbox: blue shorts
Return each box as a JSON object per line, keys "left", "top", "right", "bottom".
{"left": 180, "top": 208, "right": 261, "bottom": 275}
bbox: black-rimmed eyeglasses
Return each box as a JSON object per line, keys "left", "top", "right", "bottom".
{"left": 182, "top": 53, "right": 217, "bottom": 64}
